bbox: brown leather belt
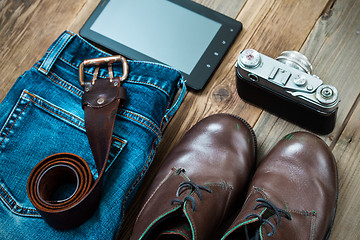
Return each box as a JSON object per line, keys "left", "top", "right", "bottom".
{"left": 27, "top": 55, "right": 128, "bottom": 230}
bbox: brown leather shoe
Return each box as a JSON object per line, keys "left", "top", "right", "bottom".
{"left": 130, "top": 114, "right": 257, "bottom": 240}
{"left": 221, "top": 131, "right": 338, "bottom": 240}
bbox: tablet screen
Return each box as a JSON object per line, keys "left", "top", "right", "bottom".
{"left": 90, "top": 0, "right": 221, "bottom": 74}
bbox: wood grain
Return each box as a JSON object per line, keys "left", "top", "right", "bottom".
{"left": 0, "top": 0, "right": 88, "bottom": 101}
{"left": 193, "top": 0, "right": 247, "bottom": 17}
{"left": 330, "top": 94, "right": 360, "bottom": 239}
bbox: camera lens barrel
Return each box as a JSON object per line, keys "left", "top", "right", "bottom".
{"left": 276, "top": 51, "right": 313, "bottom": 74}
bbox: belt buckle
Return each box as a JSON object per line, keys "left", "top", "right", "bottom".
{"left": 79, "top": 55, "right": 129, "bottom": 87}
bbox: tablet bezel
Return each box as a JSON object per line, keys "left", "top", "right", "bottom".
{"left": 79, "top": 0, "right": 242, "bottom": 90}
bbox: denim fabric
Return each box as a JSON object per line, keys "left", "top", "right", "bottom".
{"left": 0, "top": 30, "right": 186, "bottom": 239}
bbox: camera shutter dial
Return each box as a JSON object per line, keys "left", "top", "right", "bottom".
{"left": 238, "top": 49, "right": 261, "bottom": 68}
{"left": 316, "top": 84, "right": 338, "bottom": 105}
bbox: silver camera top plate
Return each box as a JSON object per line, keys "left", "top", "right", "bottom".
{"left": 236, "top": 49, "right": 339, "bottom": 113}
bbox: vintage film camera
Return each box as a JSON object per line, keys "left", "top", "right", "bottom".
{"left": 235, "top": 49, "right": 339, "bottom": 134}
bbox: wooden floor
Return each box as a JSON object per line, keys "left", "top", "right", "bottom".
{"left": 0, "top": 0, "right": 359, "bottom": 239}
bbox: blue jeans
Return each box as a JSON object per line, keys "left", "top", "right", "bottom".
{"left": 0, "top": 30, "right": 186, "bottom": 239}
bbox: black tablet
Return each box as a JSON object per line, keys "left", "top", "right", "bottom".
{"left": 79, "top": 0, "right": 242, "bottom": 90}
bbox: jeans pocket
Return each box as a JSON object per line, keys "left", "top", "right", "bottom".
{"left": 0, "top": 89, "right": 126, "bottom": 217}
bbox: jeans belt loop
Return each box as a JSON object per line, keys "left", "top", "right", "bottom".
{"left": 38, "top": 31, "right": 75, "bottom": 75}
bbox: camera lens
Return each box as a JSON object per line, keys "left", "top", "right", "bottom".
{"left": 276, "top": 51, "right": 313, "bottom": 74}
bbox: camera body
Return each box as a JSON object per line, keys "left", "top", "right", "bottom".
{"left": 235, "top": 49, "right": 339, "bottom": 134}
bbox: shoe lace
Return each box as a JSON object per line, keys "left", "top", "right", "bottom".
{"left": 244, "top": 198, "right": 292, "bottom": 240}
{"left": 170, "top": 181, "right": 212, "bottom": 211}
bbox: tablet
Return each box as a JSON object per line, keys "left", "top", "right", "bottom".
{"left": 80, "top": 0, "right": 242, "bottom": 90}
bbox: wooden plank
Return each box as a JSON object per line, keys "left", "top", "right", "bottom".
{"left": 254, "top": 0, "right": 360, "bottom": 160}
{"left": 194, "top": 0, "right": 247, "bottom": 17}
{"left": 329, "top": 94, "right": 360, "bottom": 239}
{"left": 69, "top": 0, "right": 101, "bottom": 32}
{"left": 0, "top": 0, "right": 90, "bottom": 102}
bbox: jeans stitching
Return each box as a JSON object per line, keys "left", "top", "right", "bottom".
{"left": 39, "top": 32, "right": 74, "bottom": 73}
{"left": 0, "top": 91, "right": 83, "bottom": 216}
{"left": 34, "top": 64, "right": 83, "bottom": 98}
{"left": 77, "top": 34, "right": 111, "bottom": 57}
{"left": 0, "top": 92, "right": 144, "bottom": 217}
{"left": 0, "top": 186, "right": 40, "bottom": 216}
{"left": 23, "top": 92, "right": 84, "bottom": 127}
{"left": 74, "top": 34, "right": 183, "bottom": 77}
{"left": 28, "top": 93, "right": 161, "bottom": 139}
{"left": 60, "top": 56, "right": 115, "bottom": 80}
{"left": 159, "top": 98, "right": 172, "bottom": 130}
{"left": 124, "top": 79, "right": 170, "bottom": 97}
{"left": 1, "top": 92, "right": 160, "bottom": 215}
{"left": 48, "top": 71, "right": 83, "bottom": 96}
{"left": 71, "top": 34, "right": 182, "bottom": 75}
{"left": 120, "top": 113, "right": 161, "bottom": 141}
{"left": 39, "top": 34, "right": 66, "bottom": 72}
{"left": 119, "top": 109, "right": 161, "bottom": 134}
{"left": 0, "top": 96, "right": 40, "bottom": 216}
{"left": 35, "top": 63, "right": 164, "bottom": 138}
{"left": 0, "top": 96, "right": 33, "bottom": 147}
{"left": 122, "top": 137, "right": 158, "bottom": 218}
{"left": 130, "top": 60, "right": 182, "bottom": 76}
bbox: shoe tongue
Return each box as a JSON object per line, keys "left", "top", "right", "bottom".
{"left": 157, "top": 217, "right": 192, "bottom": 240}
